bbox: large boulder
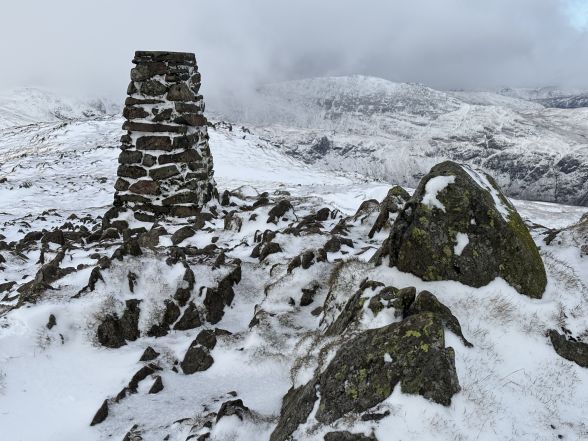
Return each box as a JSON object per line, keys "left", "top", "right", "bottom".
{"left": 270, "top": 313, "right": 460, "bottom": 441}
{"left": 317, "top": 313, "right": 459, "bottom": 421}
{"left": 386, "top": 161, "right": 546, "bottom": 298}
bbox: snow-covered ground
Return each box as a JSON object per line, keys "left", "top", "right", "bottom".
{"left": 0, "top": 91, "right": 587, "bottom": 441}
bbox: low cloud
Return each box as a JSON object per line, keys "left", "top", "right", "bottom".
{"left": 0, "top": 0, "right": 586, "bottom": 105}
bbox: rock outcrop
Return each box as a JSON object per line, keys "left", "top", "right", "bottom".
{"left": 368, "top": 185, "right": 410, "bottom": 238}
{"left": 270, "top": 313, "right": 460, "bottom": 441}
{"left": 111, "top": 51, "right": 216, "bottom": 223}
{"left": 385, "top": 161, "right": 547, "bottom": 298}
{"left": 96, "top": 299, "right": 141, "bottom": 348}
{"left": 545, "top": 212, "right": 588, "bottom": 255}
{"left": 549, "top": 330, "right": 588, "bottom": 368}
{"left": 181, "top": 330, "right": 217, "bottom": 374}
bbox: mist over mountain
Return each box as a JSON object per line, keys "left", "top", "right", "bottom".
{"left": 2, "top": 1, "right": 588, "bottom": 100}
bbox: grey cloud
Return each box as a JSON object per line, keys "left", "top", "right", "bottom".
{"left": 0, "top": 0, "right": 586, "bottom": 104}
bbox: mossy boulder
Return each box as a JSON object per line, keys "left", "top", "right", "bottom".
{"left": 270, "top": 313, "right": 460, "bottom": 440}
{"left": 387, "top": 161, "right": 546, "bottom": 298}
{"left": 317, "top": 312, "right": 459, "bottom": 422}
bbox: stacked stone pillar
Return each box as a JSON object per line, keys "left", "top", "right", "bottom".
{"left": 113, "top": 51, "right": 216, "bottom": 222}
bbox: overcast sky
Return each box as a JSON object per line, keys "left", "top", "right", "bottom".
{"left": 1, "top": 0, "right": 587, "bottom": 103}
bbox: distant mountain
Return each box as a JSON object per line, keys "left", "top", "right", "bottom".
{"left": 535, "top": 93, "right": 588, "bottom": 109}
{"left": 497, "top": 87, "right": 588, "bottom": 109}
{"left": 0, "top": 87, "right": 119, "bottom": 129}
{"left": 497, "top": 86, "right": 573, "bottom": 101}
{"left": 220, "top": 75, "right": 588, "bottom": 206}
{"left": 2, "top": 82, "right": 587, "bottom": 206}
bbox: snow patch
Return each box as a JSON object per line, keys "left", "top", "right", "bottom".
{"left": 454, "top": 233, "right": 469, "bottom": 256}
{"left": 421, "top": 175, "right": 455, "bottom": 212}
{"left": 463, "top": 165, "right": 512, "bottom": 220}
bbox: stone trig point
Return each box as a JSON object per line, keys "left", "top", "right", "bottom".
{"left": 112, "top": 51, "right": 217, "bottom": 223}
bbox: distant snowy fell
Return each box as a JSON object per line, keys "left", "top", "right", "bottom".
{"left": 215, "top": 75, "right": 588, "bottom": 206}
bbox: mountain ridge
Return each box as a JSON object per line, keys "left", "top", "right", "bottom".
{"left": 213, "top": 75, "right": 588, "bottom": 206}
{"left": 2, "top": 81, "right": 587, "bottom": 206}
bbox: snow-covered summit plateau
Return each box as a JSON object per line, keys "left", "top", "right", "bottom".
{"left": 0, "top": 83, "right": 587, "bottom": 441}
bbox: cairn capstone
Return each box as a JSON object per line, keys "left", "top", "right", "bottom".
{"left": 112, "top": 51, "right": 217, "bottom": 222}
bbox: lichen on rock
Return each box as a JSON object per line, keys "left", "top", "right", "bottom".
{"left": 270, "top": 313, "right": 460, "bottom": 440}
{"left": 386, "top": 160, "right": 547, "bottom": 298}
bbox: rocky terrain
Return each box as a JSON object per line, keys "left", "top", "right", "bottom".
{"left": 0, "top": 79, "right": 587, "bottom": 441}
{"left": 216, "top": 75, "right": 588, "bottom": 207}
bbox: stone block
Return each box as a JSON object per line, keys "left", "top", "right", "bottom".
{"left": 149, "top": 165, "right": 180, "bottom": 181}
{"left": 140, "top": 80, "right": 168, "bottom": 96}
{"left": 118, "top": 165, "right": 147, "bottom": 179}
{"left": 123, "top": 106, "right": 149, "bottom": 120}
{"left": 118, "top": 150, "right": 143, "bottom": 165}
{"left": 135, "top": 136, "right": 173, "bottom": 151}
{"left": 131, "top": 62, "right": 167, "bottom": 81}
{"left": 158, "top": 150, "right": 202, "bottom": 165}
{"left": 162, "top": 192, "right": 200, "bottom": 205}
{"left": 129, "top": 180, "right": 161, "bottom": 195}
{"left": 174, "top": 114, "right": 207, "bottom": 126}
{"left": 167, "top": 83, "right": 195, "bottom": 102}
{"left": 175, "top": 102, "right": 203, "bottom": 114}
{"left": 114, "top": 178, "right": 130, "bottom": 191}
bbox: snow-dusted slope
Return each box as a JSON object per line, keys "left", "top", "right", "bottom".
{"left": 0, "top": 116, "right": 362, "bottom": 219}
{"left": 536, "top": 94, "right": 588, "bottom": 109}
{"left": 0, "top": 88, "right": 118, "bottom": 129}
{"left": 499, "top": 87, "right": 588, "bottom": 109}
{"left": 218, "top": 75, "right": 588, "bottom": 206}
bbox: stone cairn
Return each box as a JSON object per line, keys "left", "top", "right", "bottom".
{"left": 112, "top": 51, "right": 217, "bottom": 223}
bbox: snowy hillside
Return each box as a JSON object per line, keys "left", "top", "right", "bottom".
{"left": 496, "top": 87, "right": 586, "bottom": 101}
{"left": 0, "top": 88, "right": 587, "bottom": 441}
{"left": 216, "top": 75, "right": 588, "bottom": 207}
{"left": 536, "top": 94, "right": 588, "bottom": 109}
{"left": 0, "top": 87, "right": 118, "bottom": 129}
